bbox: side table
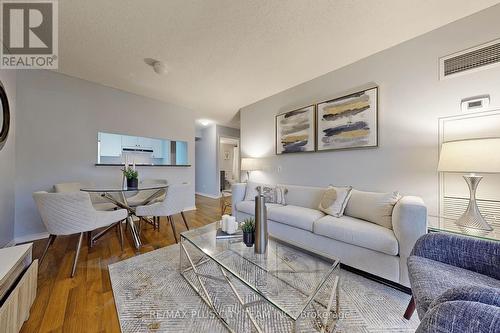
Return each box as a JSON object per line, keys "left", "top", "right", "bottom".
{"left": 428, "top": 215, "right": 499, "bottom": 241}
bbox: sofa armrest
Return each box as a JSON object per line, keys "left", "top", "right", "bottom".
{"left": 392, "top": 196, "right": 427, "bottom": 286}
{"left": 416, "top": 300, "right": 500, "bottom": 333}
{"left": 231, "top": 183, "right": 247, "bottom": 218}
{"left": 393, "top": 196, "right": 427, "bottom": 257}
{"left": 411, "top": 232, "right": 500, "bottom": 280}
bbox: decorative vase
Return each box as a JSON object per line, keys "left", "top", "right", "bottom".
{"left": 127, "top": 178, "right": 138, "bottom": 188}
{"left": 254, "top": 187, "right": 268, "bottom": 254}
{"left": 243, "top": 231, "right": 254, "bottom": 247}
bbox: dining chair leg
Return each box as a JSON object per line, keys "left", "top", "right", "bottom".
{"left": 117, "top": 221, "right": 124, "bottom": 251}
{"left": 168, "top": 215, "right": 178, "bottom": 243}
{"left": 87, "top": 231, "right": 93, "bottom": 249}
{"left": 71, "top": 233, "right": 84, "bottom": 278}
{"left": 181, "top": 211, "right": 190, "bottom": 230}
{"left": 40, "top": 234, "right": 56, "bottom": 263}
{"left": 157, "top": 216, "right": 160, "bottom": 231}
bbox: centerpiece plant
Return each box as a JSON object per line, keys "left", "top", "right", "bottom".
{"left": 241, "top": 218, "right": 255, "bottom": 247}
{"left": 122, "top": 166, "right": 139, "bottom": 188}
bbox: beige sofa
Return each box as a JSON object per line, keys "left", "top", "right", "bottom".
{"left": 231, "top": 182, "right": 427, "bottom": 287}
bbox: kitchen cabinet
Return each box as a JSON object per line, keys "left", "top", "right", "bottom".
{"left": 138, "top": 137, "right": 154, "bottom": 149}
{"left": 100, "top": 133, "right": 122, "bottom": 157}
{"left": 151, "top": 139, "right": 163, "bottom": 158}
{"left": 121, "top": 135, "right": 138, "bottom": 148}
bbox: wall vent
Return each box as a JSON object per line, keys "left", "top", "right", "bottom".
{"left": 440, "top": 39, "right": 500, "bottom": 80}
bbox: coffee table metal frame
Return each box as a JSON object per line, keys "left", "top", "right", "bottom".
{"left": 179, "top": 226, "right": 340, "bottom": 333}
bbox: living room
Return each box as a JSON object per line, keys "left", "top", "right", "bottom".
{"left": 0, "top": 1, "right": 499, "bottom": 333}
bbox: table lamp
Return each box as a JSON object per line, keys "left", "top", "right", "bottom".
{"left": 240, "top": 158, "right": 260, "bottom": 182}
{"left": 438, "top": 138, "right": 500, "bottom": 231}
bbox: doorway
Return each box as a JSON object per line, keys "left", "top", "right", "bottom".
{"left": 218, "top": 137, "right": 240, "bottom": 192}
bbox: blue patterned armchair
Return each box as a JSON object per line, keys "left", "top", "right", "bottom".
{"left": 405, "top": 232, "right": 500, "bottom": 332}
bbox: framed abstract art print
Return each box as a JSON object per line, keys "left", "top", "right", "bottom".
{"left": 316, "top": 87, "right": 378, "bottom": 151}
{"left": 275, "top": 105, "right": 315, "bottom": 154}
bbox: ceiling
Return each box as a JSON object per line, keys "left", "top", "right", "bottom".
{"left": 57, "top": 0, "right": 500, "bottom": 128}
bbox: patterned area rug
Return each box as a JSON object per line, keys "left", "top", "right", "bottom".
{"left": 109, "top": 244, "right": 419, "bottom": 332}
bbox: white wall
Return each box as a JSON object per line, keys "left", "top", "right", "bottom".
{"left": 0, "top": 70, "right": 16, "bottom": 247}
{"left": 240, "top": 6, "right": 500, "bottom": 215}
{"left": 15, "top": 70, "right": 195, "bottom": 241}
{"left": 195, "top": 124, "right": 240, "bottom": 197}
{"left": 195, "top": 124, "right": 217, "bottom": 197}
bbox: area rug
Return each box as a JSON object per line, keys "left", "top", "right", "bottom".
{"left": 109, "top": 244, "right": 419, "bottom": 332}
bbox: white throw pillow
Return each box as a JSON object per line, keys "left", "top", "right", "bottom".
{"left": 318, "top": 186, "right": 352, "bottom": 217}
{"left": 244, "top": 182, "right": 286, "bottom": 204}
{"left": 275, "top": 185, "right": 288, "bottom": 205}
{"left": 344, "top": 189, "right": 401, "bottom": 229}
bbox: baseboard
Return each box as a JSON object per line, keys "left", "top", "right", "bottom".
{"left": 184, "top": 206, "right": 197, "bottom": 211}
{"left": 195, "top": 192, "right": 221, "bottom": 199}
{"left": 14, "top": 232, "right": 50, "bottom": 245}
{"left": 1, "top": 239, "right": 16, "bottom": 248}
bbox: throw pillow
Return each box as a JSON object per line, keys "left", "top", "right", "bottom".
{"left": 244, "top": 182, "right": 288, "bottom": 205}
{"left": 275, "top": 185, "right": 288, "bottom": 205}
{"left": 243, "top": 181, "right": 262, "bottom": 201}
{"left": 318, "top": 185, "right": 352, "bottom": 217}
{"left": 260, "top": 185, "right": 277, "bottom": 203}
{"left": 344, "top": 189, "right": 401, "bottom": 229}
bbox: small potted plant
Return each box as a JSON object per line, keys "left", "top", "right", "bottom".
{"left": 241, "top": 218, "right": 255, "bottom": 247}
{"left": 122, "top": 167, "right": 138, "bottom": 188}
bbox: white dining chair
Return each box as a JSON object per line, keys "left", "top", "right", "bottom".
{"left": 33, "top": 191, "right": 128, "bottom": 277}
{"left": 126, "top": 179, "right": 168, "bottom": 230}
{"left": 54, "top": 181, "right": 117, "bottom": 211}
{"left": 126, "top": 179, "right": 168, "bottom": 205}
{"left": 135, "top": 183, "right": 190, "bottom": 243}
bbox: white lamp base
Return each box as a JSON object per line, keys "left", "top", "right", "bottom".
{"left": 455, "top": 175, "right": 493, "bottom": 231}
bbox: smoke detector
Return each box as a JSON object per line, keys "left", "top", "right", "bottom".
{"left": 144, "top": 58, "right": 168, "bottom": 75}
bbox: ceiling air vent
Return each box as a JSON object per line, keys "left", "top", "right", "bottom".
{"left": 439, "top": 38, "right": 500, "bottom": 80}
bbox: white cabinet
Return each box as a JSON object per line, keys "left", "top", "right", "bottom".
{"left": 121, "top": 135, "right": 138, "bottom": 148}
{"left": 151, "top": 139, "right": 163, "bottom": 158}
{"left": 100, "top": 133, "right": 122, "bottom": 157}
{"left": 0, "top": 244, "right": 37, "bottom": 333}
{"left": 138, "top": 137, "right": 153, "bottom": 149}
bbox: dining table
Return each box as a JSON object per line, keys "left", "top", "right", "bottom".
{"left": 80, "top": 183, "right": 168, "bottom": 249}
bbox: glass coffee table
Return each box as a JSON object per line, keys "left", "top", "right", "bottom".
{"left": 179, "top": 222, "right": 340, "bottom": 333}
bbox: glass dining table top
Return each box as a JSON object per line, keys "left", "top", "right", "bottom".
{"left": 180, "top": 222, "right": 341, "bottom": 320}
{"left": 80, "top": 184, "right": 168, "bottom": 193}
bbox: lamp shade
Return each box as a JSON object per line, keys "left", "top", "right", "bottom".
{"left": 438, "top": 138, "right": 500, "bottom": 173}
{"left": 240, "top": 158, "right": 259, "bottom": 171}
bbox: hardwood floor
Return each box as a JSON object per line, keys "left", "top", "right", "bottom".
{"left": 20, "top": 195, "right": 224, "bottom": 333}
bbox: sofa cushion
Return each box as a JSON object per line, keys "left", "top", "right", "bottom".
{"left": 235, "top": 200, "right": 283, "bottom": 216}
{"left": 344, "top": 189, "right": 401, "bottom": 229}
{"left": 318, "top": 186, "right": 352, "bottom": 217}
{"left": 280, "top": 184, "right": 326, "bottom": 209}
{"left": 313, "top": 215, "right": 399, "bottom": 255}
{"left": 267, "top": 205, "right": 325, "bottom": 232}
{"left": 407, "top": 255, "right": 500, "bottom": 319}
